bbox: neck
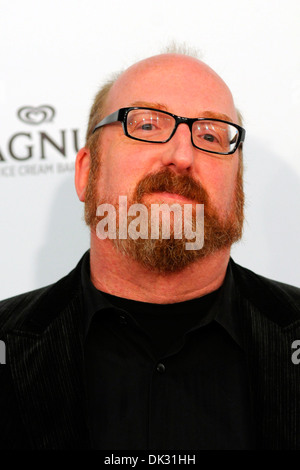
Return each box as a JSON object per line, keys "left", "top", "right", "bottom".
{"left": 89, "top": 231, "right": 231, "bottom": 304}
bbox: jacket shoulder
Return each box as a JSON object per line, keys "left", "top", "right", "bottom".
{"left": 232, "top": 260, "right": 300, "bottom": 297}
{"left": 0, "top": 285, "right": 54, "bottom": 334}
{"left": 0, "top": 254, "right": 85, "bottom": 336}
{"left": 230, "top": 259, "right": 300, "bottom": 326}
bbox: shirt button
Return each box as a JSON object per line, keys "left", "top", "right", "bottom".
{"left": 119, "top": 315, "right": 127, "bottom": 325}
{"left": 156, "top": 363, "right": 166, "bottom": 373}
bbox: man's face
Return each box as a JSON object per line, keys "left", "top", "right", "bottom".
{"left": 84, "top": 54, "right": 244, "bottom": 272}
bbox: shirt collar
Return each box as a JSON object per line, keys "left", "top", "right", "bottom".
{"left": 214, "top": 259, "right": 243, "bottom": 349}
{"left": 81, "top": 251, "right": 117, "bottom": 337}
{"left": 81, "top": 251, "right": 243, "bottom": 350}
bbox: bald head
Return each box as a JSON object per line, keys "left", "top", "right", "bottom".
{"left": 85, "top": 53, "right": 241, "bottom": 150}
{"left": 104, "top": 53, "right": 238, "bottom": 123}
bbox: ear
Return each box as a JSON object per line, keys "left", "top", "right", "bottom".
{"left": 75, "top": 147, "right": 90, "bottom": 201}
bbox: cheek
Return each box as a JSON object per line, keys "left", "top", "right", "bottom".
{"left": 97, "top": 138, "right": 159, "bottom": 198}
{"left": 97, "top": 150, "right": 143, "bottom": 199}
{"left": 195, "top": 157, "right": 239, "bottom": 209}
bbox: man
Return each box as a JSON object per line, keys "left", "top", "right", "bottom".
{"left": 0, "top": 52, "right": 299, "bottom": 450}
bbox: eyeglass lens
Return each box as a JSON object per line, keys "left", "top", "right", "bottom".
{"left": 126, "top": 109, "right": 239, "bottom": 153}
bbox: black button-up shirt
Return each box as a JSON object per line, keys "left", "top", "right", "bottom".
{"left": 82, "top": 252, "right": 255, "bottom": 450}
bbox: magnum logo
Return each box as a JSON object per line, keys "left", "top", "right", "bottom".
{"left": 17, "top": 105, "right": 55, "bottom": 125}
{"left": 0, "top": 105, "right": 81, "bottom": 162}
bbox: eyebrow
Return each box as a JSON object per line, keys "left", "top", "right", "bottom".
{"left": 129, "top": 101, "right": 233, "bottom": 123}
{"left": 200, "top": 111, "right": 233, "bottom": 123}
{"left": 130, "top": 101, "right": 168, "bottom": 111}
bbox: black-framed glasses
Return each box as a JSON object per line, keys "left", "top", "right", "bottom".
{"left": 92, "top": 107, "right": 246, "bottom": 155}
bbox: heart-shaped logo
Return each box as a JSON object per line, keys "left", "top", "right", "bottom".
{"left": 17, "top": 105, "right": 55, "bottom": 125}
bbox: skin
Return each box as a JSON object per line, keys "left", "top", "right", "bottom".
{"left": 75, "top": 53, "right": 241, "bottom": 303}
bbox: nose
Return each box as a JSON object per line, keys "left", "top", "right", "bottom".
{"left": 160, "top": 122, "right": 195, "bottom": 171}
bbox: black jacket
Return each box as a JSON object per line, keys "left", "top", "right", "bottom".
{"left": 0, "top": 254, "right": 299, "bottom": 450}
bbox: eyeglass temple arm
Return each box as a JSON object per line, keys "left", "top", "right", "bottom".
{"left": 230, "top": 127, "right": 245, "bottom": 146}
{"left": 92, "top": 109, "right": 121, "bottom": 133}
{"left": 239, "top": 127, "right": 246, "bottom": 143}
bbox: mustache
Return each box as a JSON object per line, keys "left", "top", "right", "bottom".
{"left": 134, "top": 169, "right": 209, "bottom": 204}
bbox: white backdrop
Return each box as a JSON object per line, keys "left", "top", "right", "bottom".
{"left": 0, "top": 0, "right": 299, "bottom": 299}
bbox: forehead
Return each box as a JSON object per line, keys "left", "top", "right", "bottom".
{"left": 105, "top": 54, "right": 238, "bottom": 122}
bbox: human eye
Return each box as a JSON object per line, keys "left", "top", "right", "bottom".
{"left": 138, "top": 120, "right": 158, "bottom": 131}
{"left": 127, "top": 111, "right": 160, "bottom": 133}
{"left": 126, "top": 109, "right": 173, "bottom": 142}
{"left": 193, "top": 120, "right": 231, "bottom": 151}
{"left": 194, "top": 122, "right": 221, "bottom": 143}
{"left": 126, "top": 109, "right": 174, "bottom": 142}
{"left": 201, "top": 132, "right": 218, "bottom": 142}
